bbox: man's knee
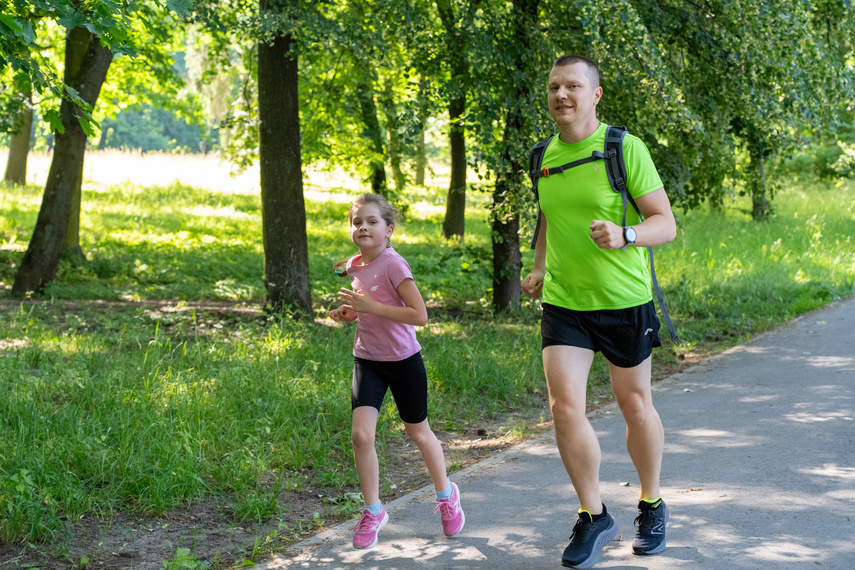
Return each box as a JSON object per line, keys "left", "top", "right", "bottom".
{"left": 617, "top": 394, "right": 657, "bottom": 424}
{"left": 549, "top": 396, "right": 587, "bottom": 425}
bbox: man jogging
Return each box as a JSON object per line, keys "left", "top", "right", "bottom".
{"left": 522, "top": 54, "right": 676, "bottom": 569}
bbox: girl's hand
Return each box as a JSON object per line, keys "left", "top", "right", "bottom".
{"left": 338, "top": 288, "right": 376, "bottom": 315}
{"left": 522, "top": 270, "right": 545, "bottom": 299}
{"left": 329, "top": 305, "right": 357, "bottom": 322}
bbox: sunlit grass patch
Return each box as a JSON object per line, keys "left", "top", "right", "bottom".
{"left": 656, "top": 179, "right": 855, "bottom": 346}
{"left": 407, "top": 200, "right": 446, "bottom": 220}
{"left": 184, "top": 205, "right": 255, "bottom": 219}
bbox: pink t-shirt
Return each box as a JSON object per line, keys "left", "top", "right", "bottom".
{"left": 346, "top": 247, "right": 422, "bottom": 361}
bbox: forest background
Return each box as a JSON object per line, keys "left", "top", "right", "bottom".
{"left": 2, "top": 0, "right": 855, "bottom": 569}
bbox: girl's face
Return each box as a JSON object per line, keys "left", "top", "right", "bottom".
{"left": 350, "top": 203, "right": 394, "bottom": 253}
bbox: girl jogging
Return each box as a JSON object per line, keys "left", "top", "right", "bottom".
{"left": 329, "top": 193, "right": 464, "bottom": 550}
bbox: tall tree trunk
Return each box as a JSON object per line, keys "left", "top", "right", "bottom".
{"left": 415, "top": 126, "right": 427, "bottom": 187}
{"left": 708, "top": 188, "right": 724, "bottom": 215}
{"left": 491, "top": 175, "right": 522, "bottom": 312}
{"left": 97, "top": 124, "right": 109, "bottom": 149}
{"left": 437, "top": 0, "right": 467, "bottom": 239}
{"left": 12, "top": 28, "right": 112, "bottom": 296}
{"left": 258, "top": 0, "right": 312, "bottom": 316}
{"left": 491, "top": 0, "right": 540, "bottom": 312}
{"left": 443, "top": 98, "right": 467, "bottom": 238}
{"left": 749, "top": 142, "right": 769, "bottom": 221}
{"left": 355, "top": 65, "right": 388, "bottom": 196}
{"left": 382, "top": 79, "right": 406, "bottom": 193}
{"left": 3, "top": 90, "right": 33, "bottom": 186}
{"left": 414, "top": 79, "right": 427, "bottom": 186}
{"left": 64, "top": 175, "right": 85, "bottom": 260}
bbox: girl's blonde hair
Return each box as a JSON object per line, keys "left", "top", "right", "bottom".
{"left": 334, "top": 193, "right": 401, "bottom": 277}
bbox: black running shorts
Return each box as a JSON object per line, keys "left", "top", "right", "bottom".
{"left": 541, "top": 301, "right": 661, "bottom": 368}
{"left": 351, "top": 352, "right": 428, "bottom": 424}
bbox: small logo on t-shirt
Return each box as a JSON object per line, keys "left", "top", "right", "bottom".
{"left": 592, "top": 163, "right": 599, "bottom": 172}
{"left": 371, "top": 285, "right": 379, "bottom": 291}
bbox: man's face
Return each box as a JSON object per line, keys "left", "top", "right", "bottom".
{"left": 547, "top": 62, "right": 602, "bottom": 128}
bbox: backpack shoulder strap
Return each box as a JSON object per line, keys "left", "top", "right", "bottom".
{"left": 604, "top": 125, "right": 633, "bottom": 244}
{"left": 528, "top": 135, "right": 554, "bottom": 249}
{"left": 605, "top": 124, "right": 644, "bottom": 222}
{"left": 528, "top": 135, "right": 554, "bottom": 201}
{"left": 604, "top": 125, "right": 628, "bottom": 196}
{"left": 604, "top": 125, "right": 680, "bottom": 344}
{"left": 527, "top": 134, "right": 606, "bottom": 249}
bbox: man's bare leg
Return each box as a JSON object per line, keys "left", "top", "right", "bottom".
{"left": 609, "top": 356, "right": 663, "bottom": 501}
{"left": 543, "top": 345, "right": 602, "bottom": 513}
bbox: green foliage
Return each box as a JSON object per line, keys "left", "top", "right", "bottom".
{"left": 1, "top": 2, "right": 62, "bottom": 100}
{"left": 631, "top": 0, "right": 854, "bottom": 211}
{"left": 97, "top": 105, "right": 209, "bottom": 152}
{"left": 2, "top": 0, "right": 197, "bottom": 140}
{"left": 779, "top": 143, "right": 855, "bottom": 180}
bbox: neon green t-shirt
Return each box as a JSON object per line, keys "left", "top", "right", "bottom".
{"left": 539, "top": 123, "right": 663, "bottom": 311}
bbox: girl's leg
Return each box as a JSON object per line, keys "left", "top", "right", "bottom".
{"left": 406, "top": 417, "right": 465, "bottom": 538}
{"left": 352, "top": 406, "right": 381, "bottom": 505}
{"left": 403, "top": 419, "right": 449, "bottom": 493}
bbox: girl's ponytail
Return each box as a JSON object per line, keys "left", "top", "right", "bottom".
{"left": 333, "top": 256, "right": 354, "bottom": 277}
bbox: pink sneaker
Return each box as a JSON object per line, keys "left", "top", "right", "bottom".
{"left": 352, "top": 507, "right": 389, "bottom": 549}
{"left": 433, "top": 482, "right": 465, "bottom": 537}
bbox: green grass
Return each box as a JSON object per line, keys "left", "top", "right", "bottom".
{"left": 0, "top": 174, "right": 854, "bottom": 549}
{"left": 659, "top": 180, "right": 855, "bottom": 344}
{"left": 0, "top": 181, "right": 497, "bottom": 307}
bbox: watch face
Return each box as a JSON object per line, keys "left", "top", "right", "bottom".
{"left": 626, "top": 227, "right": 637, "bottom": 243}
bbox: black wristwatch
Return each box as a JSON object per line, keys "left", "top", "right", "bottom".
{"left": 623, "top": 226, "right": 637, "bottom": 246}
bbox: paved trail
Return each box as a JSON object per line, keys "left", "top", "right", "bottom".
{"left": 263, "top": 297, "right": 855, "bottom": 569}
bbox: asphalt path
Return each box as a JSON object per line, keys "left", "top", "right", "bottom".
{"left": 262, "top": 296, "right": 855, "bottom": 569}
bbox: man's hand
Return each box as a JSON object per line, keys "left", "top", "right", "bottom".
{"left": 522, "top": 270, "right": 545, "bottom": 299}
{"left": 329, "top": 305, "right": 357, "bottom": 322}
{"left": 590, "top": 219, "right": 625, "bottom": 249}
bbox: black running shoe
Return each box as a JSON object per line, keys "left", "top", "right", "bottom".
{"left": 561, "top": 503, "right": 618, "bottom": 569}
{"left": 632, "top": 499, "right": 669, "bottom": 555}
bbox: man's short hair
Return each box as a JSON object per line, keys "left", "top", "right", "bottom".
{"left": 553, "top": 55, "right": 599, "bottom": 88}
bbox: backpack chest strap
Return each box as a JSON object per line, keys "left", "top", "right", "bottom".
{"left": 530, "top": 150, "right": 605, "bottom": 181}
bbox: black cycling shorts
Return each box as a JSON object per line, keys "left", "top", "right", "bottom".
{"left": 541, "top": 301, "right": 661, "bottom": 368}
{"left": 351, "top": 352, "right": 428, "bottom": 424}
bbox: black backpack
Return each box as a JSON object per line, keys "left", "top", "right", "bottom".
{"left": 528, "top": 125, "right": 679, "bottom": 343}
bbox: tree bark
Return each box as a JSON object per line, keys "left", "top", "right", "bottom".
{"left": 748, "top": 132, "right": 770, "bottom": 221}
{"left": 382, "top": 79, "right": 406, "bottom": 193}
{"left": 355, "top": 63, "right": 388, "bottom": 196}
{"left": 258, "top": 0, "right": 312, "bottom": 316}
{"left": 750, "top": 147, "right": 769, "bottom": 221}
{"left": 64, "top": 174, "right": 85, "bottom": 260}
{"left": 491, "top": 175, "right": 522, "bottom": 312}
{"left": 414, "top": 79, "right": 427, "bottom": 186}
{"left": 3, "top": 90, "right": 33, "bottom": 186}
{"left": 12, "top": 28, "right": 112, "bottom": 295}
{"left": 491, "top": 0, "right": 539, "bottom": 312}
{"left": 443, "top": 97, "right": 467, "bottom": 238}
{"left": 437, "top": 0, "right": 467, "bottom": 239}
